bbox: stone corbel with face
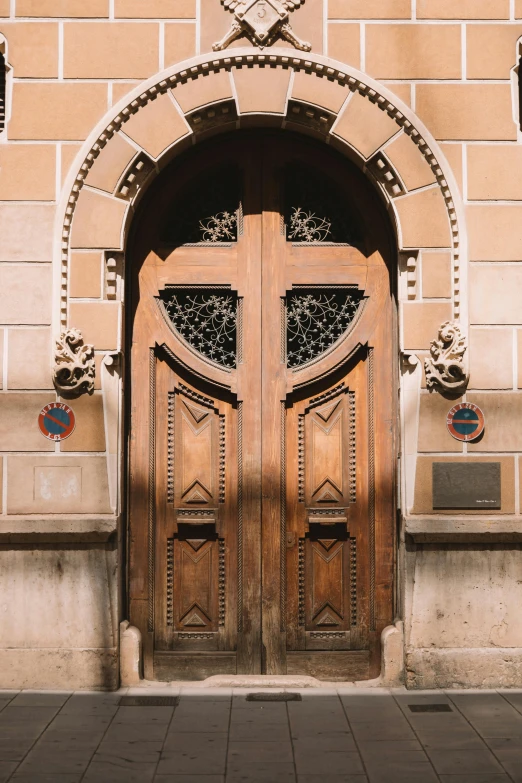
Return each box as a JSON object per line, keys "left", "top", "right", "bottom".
{"left": 213, "top": 0, "right": 312, "bottom": 52}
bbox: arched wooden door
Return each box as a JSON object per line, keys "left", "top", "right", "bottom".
{"left": 128, "top": 132, "right": 396, "bottom": 681}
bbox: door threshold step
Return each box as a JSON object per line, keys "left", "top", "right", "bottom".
{"left": 131, "top": 674, "right": 384, "bottom": 689}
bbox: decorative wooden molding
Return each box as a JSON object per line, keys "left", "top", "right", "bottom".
{"left": 53, "top": 329, "right": 95, "bottom": 398}
{"left": 424, "top": 321, "right": 469, "bottom": 394}
{"left": 213, "top": 0, "right": 311, "bottom": 52}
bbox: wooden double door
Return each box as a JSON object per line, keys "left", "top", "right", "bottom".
{"left": 128, "top": 133, "right": 396, "bottom": 681}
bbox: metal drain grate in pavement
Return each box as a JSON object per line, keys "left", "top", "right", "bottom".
{"left": 119, "top": 696, "right": 180, "bottom": 707}
{"left": 408, "top": 703, "right": 452, "bottom": 713}
{"left": 246, "top": 692, "right": 302, "bottom": 702}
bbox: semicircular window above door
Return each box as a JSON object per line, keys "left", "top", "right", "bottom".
{"left": 159, "top": 286, "right": 239, "bottom": 369}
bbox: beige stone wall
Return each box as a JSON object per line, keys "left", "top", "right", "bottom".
{"left": 0, "top": 0, "right": 521, "bottom": 687}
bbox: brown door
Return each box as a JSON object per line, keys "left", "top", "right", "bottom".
{"left": 128, "top": 132, "right": 396, "bottom": 681}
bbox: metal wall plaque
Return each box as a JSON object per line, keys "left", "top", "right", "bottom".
{"left": 432, "top": 462, "right": 501, "bottom": 510}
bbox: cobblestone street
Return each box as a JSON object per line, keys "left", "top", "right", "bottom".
{"left": 0, "top": 687, "right": 521, "bottom": 782}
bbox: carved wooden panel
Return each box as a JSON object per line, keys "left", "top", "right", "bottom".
{"left": 303, "top": 525, "right": 354, "bottom": 635}
{"left": 171, "top": 534, "right": 220, "bottom": 633}
{"left": 171, "top": 385, "right": 222, "bottom": 509}
{"left": 304, "top": 384, "right": 355, "bottom": 508}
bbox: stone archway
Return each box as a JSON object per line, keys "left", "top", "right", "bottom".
{"left": 55, "top": 48, "right": 465, "bottom": 342}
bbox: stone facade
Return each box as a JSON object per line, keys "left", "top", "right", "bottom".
{"left": 1, "top": 0, "right": 522, "bottom": 689}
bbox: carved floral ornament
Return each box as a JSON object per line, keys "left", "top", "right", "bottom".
{"left": 424, "top": 321, "right": 469, "bottom": 394}
{"left": 53, "top": 329, "right": 95, "bottom": 398}
{"left": 213, "top": 0, "right": 311, "bottom": 52}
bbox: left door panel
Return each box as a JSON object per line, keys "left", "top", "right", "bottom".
{"left": 152, "top": 350, "right": 238, "bottom": 679}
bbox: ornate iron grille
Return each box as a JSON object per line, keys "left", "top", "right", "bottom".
{"left": 284, "top": 165, "right": 363, "bottom": 245}
{"left": 286, "top": 287, "right": 365, "bottom": 368}
{"left": 160, "top": 167, "right": 242, "bottom": 247}
{"left": 160, "top": 287, "right": 237, "bottom": 369}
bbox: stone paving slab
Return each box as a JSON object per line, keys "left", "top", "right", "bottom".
{"left": 0, "top": 688, "right": 522, "bottom": 781}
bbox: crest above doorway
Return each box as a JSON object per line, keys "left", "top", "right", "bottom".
{"left": 213, "top": 0, "right": 312, "bottom": 51}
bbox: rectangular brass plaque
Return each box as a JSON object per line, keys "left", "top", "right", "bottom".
{"left": 432, "top": 462, "right": 501, "bottom": 510}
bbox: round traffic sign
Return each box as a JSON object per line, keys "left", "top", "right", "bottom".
{"left": 38, "top": 402, "right": 76, "bottom": 442}
{"left": 446, "top": 402, "right": 485, "bottom": 442}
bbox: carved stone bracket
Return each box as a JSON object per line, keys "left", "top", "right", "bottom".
{"left": 213, "top": 0, "right": 311, "bottom": 52}
{"left": 53, "top": 328, "right": 95, "bottom": 398}
{"left": 424, "top": 321, "right": 469, "bottom": 394}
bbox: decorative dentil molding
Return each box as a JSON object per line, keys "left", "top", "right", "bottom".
{"left": 213, "top": 0, "right": 311, "bottom": 52}
{"left": 424, "top": 321, "right": 469, "bottom": 394}
{"left": 53, "top": 328, "right": 95, "bottom": 397}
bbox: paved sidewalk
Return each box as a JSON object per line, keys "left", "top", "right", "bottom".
{"left": 0, "top": 687, "right": 521, "bottom": 782}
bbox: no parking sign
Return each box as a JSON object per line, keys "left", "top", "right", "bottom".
{"left": 38, "top": 402, "right": 76, "bottom": 442}
{"left": 446, "top": 402, "right": 485, "bottom": 442}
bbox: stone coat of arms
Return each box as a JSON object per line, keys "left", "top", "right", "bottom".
{"left": 213, "top": 0, "right": 312, "bottom": 52}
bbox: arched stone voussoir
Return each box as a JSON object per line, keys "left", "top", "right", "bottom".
{"left": 56, "top": 48, "right": 467, "bottom": 332}
{"left": 71, "top": 187, "right": 129, "bottom": 251}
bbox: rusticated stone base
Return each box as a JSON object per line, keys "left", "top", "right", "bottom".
{"left": 406, "top": 647, "right": 522, "bottom": 689}
{"left": 0, "top": 648, "right": 118, "bottom": 690}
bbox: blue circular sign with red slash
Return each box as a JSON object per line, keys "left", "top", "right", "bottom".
{"left": 38, "top": 402, "right": 76, "bottom": 442}
{"left": 446, "top": 402, "right": 485, "bottom": 442}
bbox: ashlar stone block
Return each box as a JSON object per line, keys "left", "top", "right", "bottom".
{"left": 467, "top": 24, "right": 522, "bottom": 79}
{"left": 0, "top": 393, "right": 55, "bottom": 452}
{"left": 69, "top": 252, "right": 103, "bottom": 299}
{"left": 85, "top": 132, "right": 137, "bottom": 195}
{"left": 327, "top": 23, "right": 361, "bottom": 67}
{"left": 470, "top": 265, "right": 522, "bottom": 324}
{"left": 115, "top": 0, "right": 195, "bottom": 17}
{"left": 123, "top": 92, "right": 190, "bottom": 159}
{"left": 416, "top": 84, "right": 516, "bottom": 141}
{"left": 0, "top": 204, "right": 54, "bottom": 261}
{"left": 63, "top": 22, "right": 159, "bottom": 79}
{"left": 332, "top": 91, "right": 399, "bottom": 159}
{"left": 0, "top": 264, "right": 52, "bottom": 325}
{"left": 469, "top": 328, "right": 514, "bottom": 390}
{"left": 0, "top": 22, "right": 59, "bottom": 77}
{"left": 329, "top": 0, "right": 411, "bottom": 18}
{"left": 384, "top": 132, "right": 436, "bottom": 192}
{"left": 7, "top": 455, "right": 111, "bottom": 514}
{"left": 68, "top": 302, "right": 120, "bottom": 350}
{"left": 421, "top": 252, "right": 452, "bottom": 299}
{"left": 71, "top": 188, "right": 128, "bottom": 250}
{"left": 394, "top": 187, "right": 451, "bottom": 249}
{"left": 468, "top": 205, "right": 522, "bottom": 261}
{"left": 164, "top": 21, "right": 197, "bottom": 66}
{"left": 468, "top": 392, "right": 522, "bottom": 451}
{"left": 0, "top": 145, "right": 56, "bottom": 202}
{"left": 292, "top": 70, "right": 349, "bottom": 115}
{"left": 402, "top": 301, "right": 453, "bottom": 350}
{"left": 173, "top": 69, "right": 234, "bottom": 114}
{"left": 366, "top": 24, "right": 461, "bottom": 79}
{"left": 418, "top": 0, "right": 509, "bottom": 18}
{"left": 61, "top": 394, "right": 106, "bottom": 453}
{"left": 233, "top": 65, "right": 291, "bottom": 115}
{"left": 16, "top": 0, "right": 109, "bottom": 16}
{"left": 9, "top": 83, "right": 108, "bottom": 141}
{"left": 468, "top": 145, "right": 522, "bottom": 201}
{"left": 7, "top": 328, "right": 53, "bottom": 390}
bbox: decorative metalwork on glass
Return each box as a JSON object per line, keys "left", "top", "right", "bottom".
{"left": 160, "top": 166, "right": 241, "bottom": 247}
{"left": 284, "top": 166, "right": 363, "bottom": 246}
{"left": 200, "top": 210, "right": 237, "bottom": 242}
{"left": 160, "top": 287, "right": 237, "bottom": 369}
{"left": 286, "top": 287, "right": 365, "bottom": 368}
{"left": 288, "top": 208, "right": 332, "bottom": 243}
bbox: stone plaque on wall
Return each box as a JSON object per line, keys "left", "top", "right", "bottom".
{"left": 432, "top": 463, "right": 501, "bottom": 510}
